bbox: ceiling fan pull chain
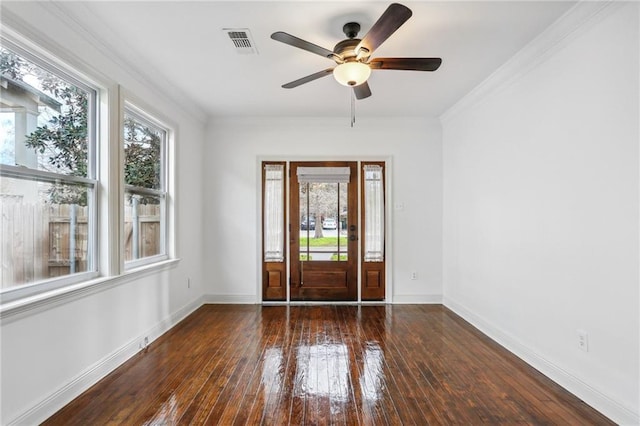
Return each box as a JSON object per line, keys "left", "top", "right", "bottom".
{"left": 351, "top": 89, "right": 356, "bottom": 127}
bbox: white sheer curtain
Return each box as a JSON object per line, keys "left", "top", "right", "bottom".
{"left": 264, "top": 164, "right": 284, "bottom": 262}
{"left": 364, "top": 165, "right": 384, "bottom": 262}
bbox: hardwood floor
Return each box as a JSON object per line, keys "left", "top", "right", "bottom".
{"left": 44, "top": 305, "right": 612, "bottom": 425}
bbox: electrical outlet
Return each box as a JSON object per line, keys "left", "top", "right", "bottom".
{"left": 410, "top": 271, "right": 417, "bottom": 280}
{"left": 577, "top": 330, "right": 588, "bottom": 352}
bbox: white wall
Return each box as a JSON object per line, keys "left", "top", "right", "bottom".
{"left": 0, "top": 3, "right": 206, "bottom": 424}
{"left": 4, "top": 0, "right": 635, "bottom": 424}
{"left": 204, "top": 117, "right": 442, "bottom": 303}
{"left": 442, "top": 3, "right": 639, "bottom": 424}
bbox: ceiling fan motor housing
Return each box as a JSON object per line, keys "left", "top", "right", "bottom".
{"left": 333, "top": 39, "right": 361, "bottom": 62}
{"left": 271, "top": 3, "right": 441, "bottom": 99}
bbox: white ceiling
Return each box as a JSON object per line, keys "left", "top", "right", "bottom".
{"left": 59, "top": 1, "right": 576, "bottom": 118}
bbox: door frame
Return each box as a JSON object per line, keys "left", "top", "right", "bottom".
{"left": 257, "top": 156, "right": 393, "bottom": 304}
{"left": 289, "top": 161, "right": 358, "bottom": 301}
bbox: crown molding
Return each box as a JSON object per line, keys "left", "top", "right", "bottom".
{"left": 440, "top": 0, "right": 622, "bottom": 124}
{"left": 2, "top": 2, "right": 207, "bottom": 125}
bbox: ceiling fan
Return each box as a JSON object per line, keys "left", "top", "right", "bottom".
{"left": 271, "top": 3, "right": 442, "bottom": 100}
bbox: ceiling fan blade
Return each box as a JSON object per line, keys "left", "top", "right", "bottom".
{"left": 369, "top": 57, "right": 442, "bottom": 71}
{"left": 282, "top": 68, "right": 334, "bottom": 89}
{"left": 353, "top": 81, "right": 372, "bottom": 100}
{"left": 271, "top": 31, "right": 334, "bottom": 59}
{"left": 356, "top": 3, "right": 412, "bottom": 56}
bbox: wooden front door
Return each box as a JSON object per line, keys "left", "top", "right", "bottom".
{"left": 290, "top": 162, "right": 358, "bottom": 301}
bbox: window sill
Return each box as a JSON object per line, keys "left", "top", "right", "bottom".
{"left": 125, "top": 254, "right": 169, "bottom": 271}
{"left": 0, "top": 258, "right": 181, "bottom": 322}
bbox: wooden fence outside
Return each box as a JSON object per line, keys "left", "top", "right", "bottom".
{"left": 124, "top": 203, "right": 162, "bottom": 261}
{"left": 1, "top": 202, "right": 160, "bottom": 289}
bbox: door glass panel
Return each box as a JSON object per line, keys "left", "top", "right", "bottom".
{"left": 337, "top": 182, "right": 348, "bottom": 260}
{"left": 299, "top": 181, "right": 348, "bottom": 262}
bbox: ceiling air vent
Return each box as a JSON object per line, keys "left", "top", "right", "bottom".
{"left": 223, "top": 28, "right": 258, "bottom": 55}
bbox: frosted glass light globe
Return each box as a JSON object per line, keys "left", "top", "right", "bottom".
{"left": 333, "top": 62, "right": 371, "bottom": 87}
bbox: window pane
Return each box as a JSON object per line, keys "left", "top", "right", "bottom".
{"left": 264, "top": 164, "right": 284, "bottom": 262}
{"left": 1, "top": 112, "right": 16, "bottom": 164}
{"left": 364, "top": 165, "right": 384, "bottom": 262}
{"left": 299, "top": 181, "right": 348, "bottom": 262}
{"left": 1, "top": 176, "right": 93, "bottom": 289}
{"left": 123, "top": 114, "right": 163, "bottom": 190}
{"left": 0, "top": 40, "right": 97, "bottom": 300}
{"left": 124, "top": 192, "right": 163, "bottom": 261}
{"left": 337, "top": 182, "right": 348, "bottom": 261}
{"left": 123, "top": 107, "right": 167, "bottom": 267}
{"left": 0, "top": 47, "right": 90, "bottom": 178}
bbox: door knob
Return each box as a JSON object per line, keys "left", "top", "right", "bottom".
{"left": 349, "top": 235, "right": 357, "bottom": 241}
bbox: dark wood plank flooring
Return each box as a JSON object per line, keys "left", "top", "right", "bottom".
{"left": 43, "top": 305, "right": 613, "bottom": 425}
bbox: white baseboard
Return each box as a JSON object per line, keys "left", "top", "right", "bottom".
{"left": 203, "top": 293, "right": 259, "bottom": 304}
{"left": 392, "top": 294, "right": 443, "bottom": 304}
{"left": 14, "top": 294, "right": 633, "bottom": 424}
{"left": 443, "top": 296, "right": 639, "bottom": 426}
{"left": 8, "top": 295, "right": 204, "bottom": 426}
{"left": 204, "top": 294, "right": 442, "bottom": 305}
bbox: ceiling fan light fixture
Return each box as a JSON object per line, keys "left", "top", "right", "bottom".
{"left": 333, "top": 62, "right": 371, "bottom": 87}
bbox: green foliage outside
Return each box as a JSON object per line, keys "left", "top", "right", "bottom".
{"left": 2, "top": 48, "right": 89, "bottom": 204}
{"left": 26, "top": 84, "right": 89, "bottom": 204}
{"left": 0, "top": 49, "right": 27, "bottom": 79}
{"left": 299, "top": 236, "right": 347, "bottom": 247}
{"left": 299, "top": 253, "right": 347, "bottom": 261}
{"left": 1, "top": 48, "right": 161, "bottom": 205}
{"left": 123, "top": 116, "right": 161, "bottom": 190}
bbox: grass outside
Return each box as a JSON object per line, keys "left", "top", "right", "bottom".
{"left": 299, "top": 236, "right": 347, "bottom": 247}
{"left": 299, "top": 254, "right": 347, "bottom": 261}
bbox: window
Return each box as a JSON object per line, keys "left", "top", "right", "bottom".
{"left": 0, "top": 42, "right": 98, "bottom": 300}
{"left": 263, "top": 163, "right": 285, "bottom": 262}
{"left": 123, "top": 106, "right": 167, "bottom": 268}
{"left": 0, "top": 34, "right": 178, "bottom": 306}
{"left": 363, "top": 164, "right": 384, "bottom": 262}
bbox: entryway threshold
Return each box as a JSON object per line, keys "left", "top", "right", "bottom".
{"left": 262, "top": 301, "right": 386, "bottom": 306}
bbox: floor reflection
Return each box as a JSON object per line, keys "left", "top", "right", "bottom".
{"left": 288, "top": 339, "right": 388, "bottom": 409}
{"left": 294, "top": 343, "right": 349, "bottom": 402}
{"left": 261, "top": 347, "right": 283, "bottom": 396}
{"left": 144, "top": 394, "right": 177, "bottom": 425}
{"left": 360, "top": 341, "right": 385, "bottom": 401}
{"left": 255, "top": 306, "right": 392, "bottom": 422}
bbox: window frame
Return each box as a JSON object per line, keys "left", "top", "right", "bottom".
{"left": 0, "top": 38, "right": 100, "bottom": 303}
{"left": 122, "top": 102, "right": 170, "bottom": 270}
{"left": 0, "top": 25, "right": 179, "bottom": 312}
